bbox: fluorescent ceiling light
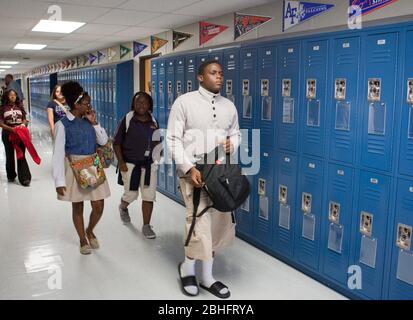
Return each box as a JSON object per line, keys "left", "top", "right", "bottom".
{"left": 32, "top": 20, "right": 85, "bottom": 34}
{"left": 0, "top": 70, "right": 5, "bottom": 72}
{"left": 1, "top": 66, "right": 12, "bottom": 69}
{"left": 14, "top": 43, "right": 47, "bottom": 50}
{"left": 0, "top": 61, "right": 18, "bottom": 65}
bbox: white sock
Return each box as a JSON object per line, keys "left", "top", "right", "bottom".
{"left": 180, "top": 257, "right": 198, "bottom": 295}
{"left": 202, "top": 259, "right": 228, "bottom": 294}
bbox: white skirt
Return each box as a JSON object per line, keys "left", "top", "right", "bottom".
{"left": 58, "top": 155, "right": 111, "bottom": 203}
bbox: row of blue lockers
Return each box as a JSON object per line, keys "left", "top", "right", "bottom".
{"left": 29, "top": 60, "right": 134, "bottom": 139}
{"left": 29, "top": 74, "right": 56, "bottom": 123}
{"left": 151, "top": 21, "right": 413, "bottom": 300}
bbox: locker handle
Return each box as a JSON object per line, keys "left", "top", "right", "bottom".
{"left": 370, "top": 178, "right": 379, "bottom": 184}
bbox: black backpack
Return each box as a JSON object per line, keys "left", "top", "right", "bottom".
{"left": 185, "top": 146, "right": 251, "bottom": 246}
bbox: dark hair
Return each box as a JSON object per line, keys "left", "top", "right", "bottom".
{"left": 50, "top": 84, "right": 62, "bottom": 100}
{"left": 197, "top": 60, "right": 222, "bottom": 76}
{"left": 130, "top": 91, "right": 153, "bottom": 112}
{"left": 5, "top": 74, "right": 13, "bottom": 80}
{"left": 61, "top": 81, "right": 85, "bottom": 109}
{"left": 4, "top": 89, "right": 21, "bottom": 106}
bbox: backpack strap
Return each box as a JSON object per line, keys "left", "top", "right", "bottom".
{"left": 184, "top": 186, "right": 213, "bottom": 247}
{"left": 125, "top": 111, "right": 134, "bottom": 133}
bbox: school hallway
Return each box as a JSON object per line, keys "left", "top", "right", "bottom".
{"left": 0, "top": 120, "right": 345, "bottom": 300}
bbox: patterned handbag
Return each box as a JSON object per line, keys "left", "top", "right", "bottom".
{"left": 97, "top": 139, "right": 114, "bottom": 169}
{"left": 68, "top": 154, "right": 106, "bottom": 189}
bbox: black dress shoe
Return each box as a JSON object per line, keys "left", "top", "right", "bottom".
{"left": 21, "top": 180, "right": 31, "bottom": 187}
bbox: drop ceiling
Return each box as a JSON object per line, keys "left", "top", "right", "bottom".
{"left": 0, "top": 0, "right": 275, "bottom": 74}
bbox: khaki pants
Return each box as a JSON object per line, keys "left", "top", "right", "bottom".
{"left": 179, "top": 177, "right": 236, "bottom": 261}
{"left": 121, "top": 163, "right": 157, "bottom": 203}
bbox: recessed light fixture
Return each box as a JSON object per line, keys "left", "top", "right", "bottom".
{"left": 32, "top": 20, "right": 85, "bottom": 34}
{"left": 0, "top": 61, "right": 19, "bottom": 65}
{"left": 0, "top": 66, "right": 12, "bottom": 69}
{"left": 14, "top": 44, "right": 47, "bottom": 50}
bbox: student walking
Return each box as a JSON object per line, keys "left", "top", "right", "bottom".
{"left": 47, "top": 85, "right": 68, "bottom": 136}
{"left": 114, "top": 91, "right": 159, "bottom": 239}
{"left": 52, "top": 81, "right": 110, "bottom": 255}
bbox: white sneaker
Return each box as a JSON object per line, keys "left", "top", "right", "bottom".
{"left": 142, "top": 224, "right": 156, "bottom": 239}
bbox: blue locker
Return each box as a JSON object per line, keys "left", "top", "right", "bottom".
{"left": 165, "top": 59, "right": 175, "bottom": 196}
{"left": 321, "top": 164, "right": 355, "bottom": 287}
{"left": 273, "top": 152, "right": 298, "bottom": 259}
{"left": 222, "top": 49, "right": 239, "bottom": 114}
{"left": 195, "top": 53, "right": 209, "bottom": 91}
{"left": 257, "top": 45, "right": 276, "bottom": 147}
{"left": 239, "top": 47, "right": 257, "bottom": 147}
{"left": 158, "top": 60, "right": 166, "bottom": 128}
{"left": 151, "top": 60, "right": 159, "bottom": 121}
{"left": 329, "top": 37, "right": 360, "bottom": 165}
{"left": 253, "top": 147, "right": 274, "bottom": 246}
{"left": 185, "top": 56, "right": 196, "bottom": 93}
{"left": 276, "top": 42, "right": 300, "bottom": 153}
{"left": 354, "top": 170, "right": 391, "bottom": 299}
{"left": 398, "top": 30, "right": 413, "bottom": 177}
{"left": 360, "top": 32, "right": 398, "bottom": 172}
{"left": 387, "top": 178, "right": 413, "bottom": 300}
{"left": 236, "top": 173, "right": 254, "bottom": 238}
{"left": 157, "top": 60, "right": 166, "bottom": 191}
{"left": 210, "top": 51, "right": 223, "bottom": 63}
{"left": 296, "top": 156, "right": 324, "bottom": 271}
{"left": 301, "top": 39, "right": 329, "bottom": 158}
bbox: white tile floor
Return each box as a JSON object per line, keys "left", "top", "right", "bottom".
{"left": 0, "top": 121, "right": 346, "bottom": 300}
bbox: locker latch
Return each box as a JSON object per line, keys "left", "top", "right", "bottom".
{"left": 407, "top": 79, "right": 413, "bottom": 105}
{"left": 226, "top": 80, "right": 233, "bottom": 95}
{"left": 258, "top": 178, "right": 266, "bottom": 196}
{"left": 187, "top": 80, "right": 192, "bottom": 92}
{"left": 279, "top": 185, "right": 287, "bottom": 204}
{"left": 302, "top": 193, "right": 312, "bottom": 214}
{"left": 335, "top": 78, "right": 346, "bottom": 100}
{"left": 368, "top": 78, "right": 381, "bottom": 102}
{"left": 261, "top": 79, "right": 269, "bottom": 97}
{"left": 397, "top": 223, "right": 412, "bottom": 251}
{"left": 282, "top": 79, "right": 291, "bottom": 97}
{"left": 329, "top": 201, "right": 340, "bottom": 224}
{"left": 243, "top": 80, "right": 250, "bottom": 96}
{"left": 159, "top": 81, "right": 163, "bottom": 92}
{"left": 176, "top": 81, "right": 182, "bottom": 95}
{"left": 360, "top": 211, "right": 373, "bottom": 237}
{"left": 151, "top": 81, "right": 155, "bottom": 93}
{"left": 306, "top": 79, "right": 317, "bottom": 99}
{"left": 167, "top": 81, "right": 172, "bottom": 94}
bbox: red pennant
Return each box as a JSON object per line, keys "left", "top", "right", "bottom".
{"left": 199, "top": 21, "right": 228, "bottom": 46}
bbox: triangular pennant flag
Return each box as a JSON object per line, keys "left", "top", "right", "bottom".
{"left": 199, "top": 21, "right": 228, "bottom": 46}
{"left": 97, "top": 50, "right": 105, "bottom": 62}
{"left": 83, "top": 55, "right": 89, "bottom": 66}
{"left": 120, "top": 44, "right": 132, "bottom": 59}
{"left": 234, "top": 13, "right": 273, "bottom": 40}
{"left": 173, "top": 31, "right": 193, "bottom": 50}
{"left": 151, "top": 36, "right": 168, "bottom": 54}
{"left": 283, "top": 1, "right": 335, "bottom": 31}
{"left": 133, "top": 41, "right": 147, "bottom": 57}
{"left": 349, "top": 0, "right": 398, "bottom": 16}
{"left": 108, "top": 47, "right": 118, "bottom": 62}
{"left": 89, "top": 53, "right": 97, "bottom": 64}
{"left": 71, "top": 58, "right": 76, "bottom": 68}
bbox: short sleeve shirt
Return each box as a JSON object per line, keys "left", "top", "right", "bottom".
{"left": 0, "top": 103, "right": 26, "bottom": 127}
{"left": 47, "top": 100, "right": 68, "bottom": 123}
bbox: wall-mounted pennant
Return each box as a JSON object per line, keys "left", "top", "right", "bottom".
{"left": 97, "top": 50, "right": 105, "bottom": 63}
{"left": 83, "top": 55, "right": 89, "bottom": 66}
{"left": 173, "top": 31, "right": 193, "bottom": 50}
{"left": 108, "top": 46, "right": 118, "bottom": 62}
{"left": 349, "top": 0, "right": 398, "bottom": 16}
{"left": 283, "top": 1, "right": 335, "bottom": 32}
{"left": 89, "top": 53, "right": 97, "bottom": 65}
{"left": 120, "top": 44, "right": 132, "bottom": 59}
{"left": 234, "top": 13, "right": 273, "bottom": 40}
{"left": 133, "top": 41, "right": 147, "bottom": 57}
{"left": 199, "top": 21, "right": 228, "bottom": 46}
{"left": 70, "top": 58, "right": 76, "bottom": 68}
{"left": 151, "top": 36, "right": 168, "bottom": 54}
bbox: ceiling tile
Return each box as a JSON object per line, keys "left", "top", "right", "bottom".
{"left": 92, "top": 9, "right": 161, "bottom": 26}
{"left": 113, "top": 26, "right": 168, "bottom": 38}
{"left": 138, "top": 13, "right": 202, "bottom": 29}
{"left": 73, "top": 24, "right": 129, "bottom": 35}
{"left": 120, "top": 0, "right": 201, "bottom": 13}
{"left": 174, "top": 0, "right": 272, "bottom": 16}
